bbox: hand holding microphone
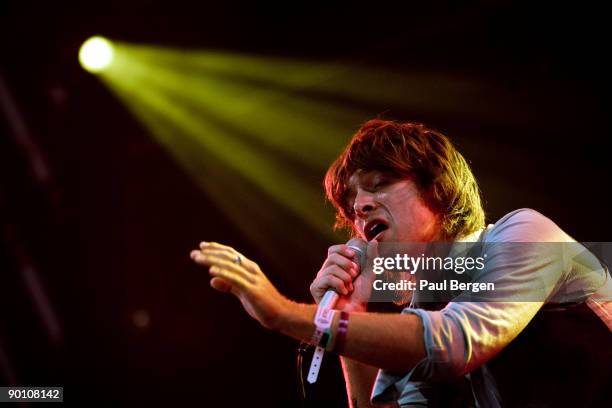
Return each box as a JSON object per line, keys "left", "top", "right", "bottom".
{"left": 305, "top": 238, "right": 370, "bottom": 384}
{"left": 310, "top": 237, "right": 375, "bottom": 312}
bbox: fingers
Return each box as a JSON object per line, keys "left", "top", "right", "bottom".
{"left": 192, "top": 251, "right": 255, "bottom": 281}
{"left": 323, "top": 245, "right": 359, "bottom": 277}
{"left": 192, "top": 241, "right": 259, "bottom": 273}
{"left": 193, "top": 248, "right": 250, "bottom": 269}
{"left": 310, "top": 244, "right": 361, "bottom": 302}
{"left": 210, "top": 276, "right": 233, "bottom": 293}
{"left": 190, "top": 241, "right": 264, "bottom": 298}
{"left": 322, "top": 252, "right": 359, "bottom": 277}
{"left": 317, "top": 263, "right": 354, "bottom": 287}
{"left": 208, "top": 264, "right": 250, "bottom": 291}
{"left": 200, "top": 241, "right": 237, "bottom": 253}
{"left": 311, "top": 274, "right": 350, "bottom": 297}
{"left": 328, "top": 244, "right": 356, "bottom": 259}
{"left": 198, "top": 241, "right": 252, "bottom": 264}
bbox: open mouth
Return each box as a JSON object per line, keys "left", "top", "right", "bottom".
{"left": 365, "top": 220, "right": 389, "bottom": 241}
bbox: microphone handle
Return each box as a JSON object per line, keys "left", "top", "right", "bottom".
{"left": 320, "top": 290, "right": 340, "bottom": 309}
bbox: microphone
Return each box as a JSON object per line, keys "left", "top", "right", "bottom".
{"left": 319, "top": 237, "right": 367, "bottom": 309}
{"left": 302, "top": 237, "right": 368, "bottom": 386}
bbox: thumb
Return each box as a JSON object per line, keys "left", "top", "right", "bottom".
{"left": 210, "top": 277, "right": 233, "bottom": 293}
{"left": 366, "top": 239, "right": 379, "bottom": 257}
{"left": 362, "top": 239, "right": 380, "bottom": 281}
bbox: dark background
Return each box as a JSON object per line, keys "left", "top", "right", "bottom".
{"left": 1, "top": 2, "right": 610, "bottom": 406}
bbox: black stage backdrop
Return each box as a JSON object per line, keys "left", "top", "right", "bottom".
{"left": 1, "top": 2, "right": 610, "bottom": 406}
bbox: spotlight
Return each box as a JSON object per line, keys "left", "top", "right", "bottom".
{"left": 79, "top": 36, "right": 114, "bottom": 73}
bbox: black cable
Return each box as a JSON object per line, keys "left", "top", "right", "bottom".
{"left": 296, "top": 341, "right": 312, "bottom": 407}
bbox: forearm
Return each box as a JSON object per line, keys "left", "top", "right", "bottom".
{"left": 276, "top": 300, "right": 425, "bottom": 374}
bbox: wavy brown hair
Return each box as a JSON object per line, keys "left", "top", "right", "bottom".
{"left": 324, "top": 119, "right": 485, "bottom": 239}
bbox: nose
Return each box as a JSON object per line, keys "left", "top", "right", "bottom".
{"left": 353, "top": 188, "right": 377, "bottom": 217}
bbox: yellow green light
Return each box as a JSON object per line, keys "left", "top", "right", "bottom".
{"left": 79, "top": 36, "right": 114, "bottom": 72}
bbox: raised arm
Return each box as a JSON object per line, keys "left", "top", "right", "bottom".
{"left": 190, "top": 241, "right": 425, "bottom": 372}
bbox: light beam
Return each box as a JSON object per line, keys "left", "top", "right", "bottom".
{"left": 79, "top": 36, "right": 114, "bottom": 73}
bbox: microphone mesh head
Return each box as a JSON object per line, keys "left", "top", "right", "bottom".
{"left": 346, "top": 237, "right": 367, "bottom": 271}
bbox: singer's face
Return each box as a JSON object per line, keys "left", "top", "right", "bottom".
{"left": 346, "top": 170, "right": 442, "bottom": 243}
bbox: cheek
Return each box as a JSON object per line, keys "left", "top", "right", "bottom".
{"left": 413, "top": 208, "right": 441, "bottom": 240}
{"left": 393, "top": 199, "right": 440, "bottom": 239}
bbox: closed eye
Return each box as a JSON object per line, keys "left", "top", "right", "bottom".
{"left": 373, "top": 181, "right": 386, "bottom": 189}
{"left": 372, "top": 178, "right": 391, "bottom": 191}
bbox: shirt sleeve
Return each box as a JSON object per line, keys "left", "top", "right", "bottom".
{"left": 372, "top": 208, "right": 572, "bottom": 403}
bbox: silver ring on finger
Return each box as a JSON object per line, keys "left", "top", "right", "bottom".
{"left": 233, "top": 255, "right": 242, "bottom": 265}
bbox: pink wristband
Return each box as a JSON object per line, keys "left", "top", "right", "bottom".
{"left": 333, "top": 311, "right": 350, "bottom": 354}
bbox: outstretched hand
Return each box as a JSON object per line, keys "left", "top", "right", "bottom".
{"left": 190, "top": 242, "right": 289, "bottom": 330}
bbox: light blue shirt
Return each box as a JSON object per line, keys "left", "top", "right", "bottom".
{"left": 371, "top": 208, "right": 612, "bottom": 407}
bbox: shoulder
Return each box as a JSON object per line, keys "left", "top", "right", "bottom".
{"left": 487, "top": 208, "right": 571, "bottom": 243}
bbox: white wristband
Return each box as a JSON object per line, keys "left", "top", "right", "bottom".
{"left": 307, "top": 306, "right": 336, "bottom": 383}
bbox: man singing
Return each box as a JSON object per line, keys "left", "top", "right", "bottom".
{"left": 191, "top": 120, "right": 612, "bottom": 407}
